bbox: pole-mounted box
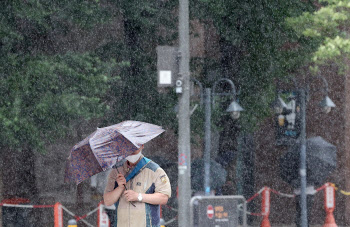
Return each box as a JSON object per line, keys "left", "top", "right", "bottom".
{"left": 157, "top": 46, "right": 179, "bottom": 87}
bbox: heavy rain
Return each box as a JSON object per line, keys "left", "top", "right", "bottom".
{"left": 0, "top": 0, "right": 349, "bottom": 226}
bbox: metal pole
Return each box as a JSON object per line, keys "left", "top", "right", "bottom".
{"left": 178, "top": 0, "right": 191, "bottom": 225}
{"left": 236, "top": 135, "right": 243, "bottom": 195}
{"left": 204, "top": 88, "right": 211, "bottom": 195}
{"left": 300, "top": 88, "right": 308, "bottom": 227}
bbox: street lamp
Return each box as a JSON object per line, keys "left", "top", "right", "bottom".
{"left": 226, "top": 100, "right": 245, "bottom": 119}
{"left": 319, "top": 96, "right": 336, "bottom": 113}
{"left": 198, "top": 78, "right": 244, "bottom": 195}
{"left": 273, "top": 75, "right": 335, "bottom": 227}
{"left": 318, "top": 77, "right": 336, "bottom": 114}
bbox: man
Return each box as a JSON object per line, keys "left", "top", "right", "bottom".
{"left": 104, "top": 145, "right": 171, "bottom": 227}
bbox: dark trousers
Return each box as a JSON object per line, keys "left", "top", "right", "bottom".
{"left": 295, "top": 195, "right": 314, "bottom": 227}
{"left": 105, "top": 209, "right": 116, "bottom": 227}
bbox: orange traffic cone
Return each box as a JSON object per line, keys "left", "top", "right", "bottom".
{"left": 323, "top": 183, "right": 337, "bottom": 227}
{"left": 260, "top": 187, "right": 271, "bottom": 227}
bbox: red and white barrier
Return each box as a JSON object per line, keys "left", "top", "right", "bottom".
{"left": 0, "top": 200, "right": 60, "bottom": 226}
{"left": 260, "top": 187, "right": 271, "bottom": 227}
{"left": 323, "top": 183, "right": 337, "bottom": 227}
{"left": 241, "top": 183, "right": 339, "bottom": 226}
{"left": 54, "top": 202, "right": 63, "bottom": 227}
{"left": 97, "top": 202, "right": 110, "bottom": 227}
{"left": 0, "top": 183, "right": 341, "bottom": 227}
{"left": 0, "top": 200, "right": 102, "bottom": 227}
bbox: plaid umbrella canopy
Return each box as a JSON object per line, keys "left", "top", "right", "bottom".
{"left": 64, "top": 121, "right": 165, "bottom": 184}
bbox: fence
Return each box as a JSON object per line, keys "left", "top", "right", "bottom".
{"left": 0, "top": 200, "right": 109, "bottom": 227}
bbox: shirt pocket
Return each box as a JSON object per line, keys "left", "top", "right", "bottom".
{"left": 132, "top": 175, "right": 148, "bottom": 193}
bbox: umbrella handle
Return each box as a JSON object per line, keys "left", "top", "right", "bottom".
{"left": 123, "top": 184, "right": 136, "bottom": 207}
{"left": 116, "top": 169, "right": 136, "bottom": 207}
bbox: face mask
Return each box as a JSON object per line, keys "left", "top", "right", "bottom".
{"left": 126, "top": 152, "right": 142, "bottom": 163}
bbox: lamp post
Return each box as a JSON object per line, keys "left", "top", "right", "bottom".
{"left": 201, "top": 78, "right": 244, "bottom": 195}
{"left": 273, "top": 76, "right": 335, "bottom": 227}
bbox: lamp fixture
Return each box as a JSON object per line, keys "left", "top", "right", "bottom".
{"left": 226, "top": 100, "right": 244, "bottom": 119}
{"left": 319, "top": 96, "right": 336, "bottom": 114}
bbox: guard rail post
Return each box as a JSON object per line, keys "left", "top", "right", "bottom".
{"left": 323, "top": 183, "right": 337, "bottom": 227}
{"left": 260, "top": 187, "right": 271, "bottom": 227}
{"left": 97, "top": 201, "right": 110, "bottom": 227}
{"left": 54, "top": 202, "right": 63, "bottom": 227}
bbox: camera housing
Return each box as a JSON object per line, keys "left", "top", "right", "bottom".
{"left": 176, "top": 79, "right": 183, "bottom": 93}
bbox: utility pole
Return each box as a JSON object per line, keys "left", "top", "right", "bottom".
{"left": 178, "top": 0, "right": 191, "bottom": 225}
{"left": 204, "top": 88, "right": 211, "bottom": 195}
{"left": 299, "top": 88, "right": 308, "bottom": 227}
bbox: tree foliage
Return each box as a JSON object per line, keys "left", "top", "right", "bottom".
{"left": 190, "top": 0, "right": 316, "bottom": 129}
{"left": 286, "top": 0, "right": 350, "bottom": 73}
{"left": 1, "top": 0, "right": 337, "bottom": 151}
{"left": 0, "top": 0, "right": 117, "bottom": 152}
{"left": 96, "top": 0, "right": 179, "bottom": 129}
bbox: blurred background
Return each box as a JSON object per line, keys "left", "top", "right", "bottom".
{"left": 1, "top": 0, "right": 350, "bottom": 226}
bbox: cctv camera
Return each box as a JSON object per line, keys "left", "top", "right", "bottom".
{"left": 176, "top": 80, "right": 183, "bottom": 87}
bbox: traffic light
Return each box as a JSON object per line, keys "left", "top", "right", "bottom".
{"left": 274, "top": 91, "right": 301, "bottom": 146}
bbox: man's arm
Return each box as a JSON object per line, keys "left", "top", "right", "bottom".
{"left": 103, "top": 173, "right": 127, "bottom": 206}
{"left": 122, "top": 166, "right": 171, "bottom": 205}
{"left": 142, "top": 192, "right": 169, "bottom": 205}
{"left": 124, "top": 190, "right": 169, "bottom": 205}
{"left": 103, "top": 186, "right": 124, "bottom": 206}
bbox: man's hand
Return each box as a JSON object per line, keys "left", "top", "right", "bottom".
{"left": 104, "top": 173, "right": 127, "bottom": 207}
{"left": 116, "top": 173, "right": 126, "bottom": 188}
{"left": 124, "top": 190, "right": 139, "bottom": 202}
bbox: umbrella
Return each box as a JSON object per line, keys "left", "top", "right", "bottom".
{"left": 191, "top": 158, "right": 227, "bottom": 192}
{"left": 279, "top": 136, "right": 337, "bottom": 188}
{"left": 64, "top": 121, "right": 165, "bottom": 184}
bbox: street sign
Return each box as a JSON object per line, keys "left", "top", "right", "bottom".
{"left": 190, "top": 195, "right": 247, "bottom": 227}
{"left": 207, "top": 205, "right": 214, "bottom": 219}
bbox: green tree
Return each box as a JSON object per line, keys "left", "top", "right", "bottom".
{"left": 0, "top": 0, "right": 117, "bottom": 198}
{"left": 96, "top": 0, "right": 179, "bottom": 128}
{"left": 189, "top": 0, "right": 316, "bottom": 128}
{"left": 286, "top": 0, "right": 350, "bottom": 73}
{"left": 186, "top": 1, "right": 317, "bottom": 199}
{"left": 0, "top": 0, "right": 117, "bottom": 151}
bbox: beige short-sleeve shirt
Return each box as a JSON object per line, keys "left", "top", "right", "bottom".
{"left": 104, "top": 157, "right": 171, "bottom": 227}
